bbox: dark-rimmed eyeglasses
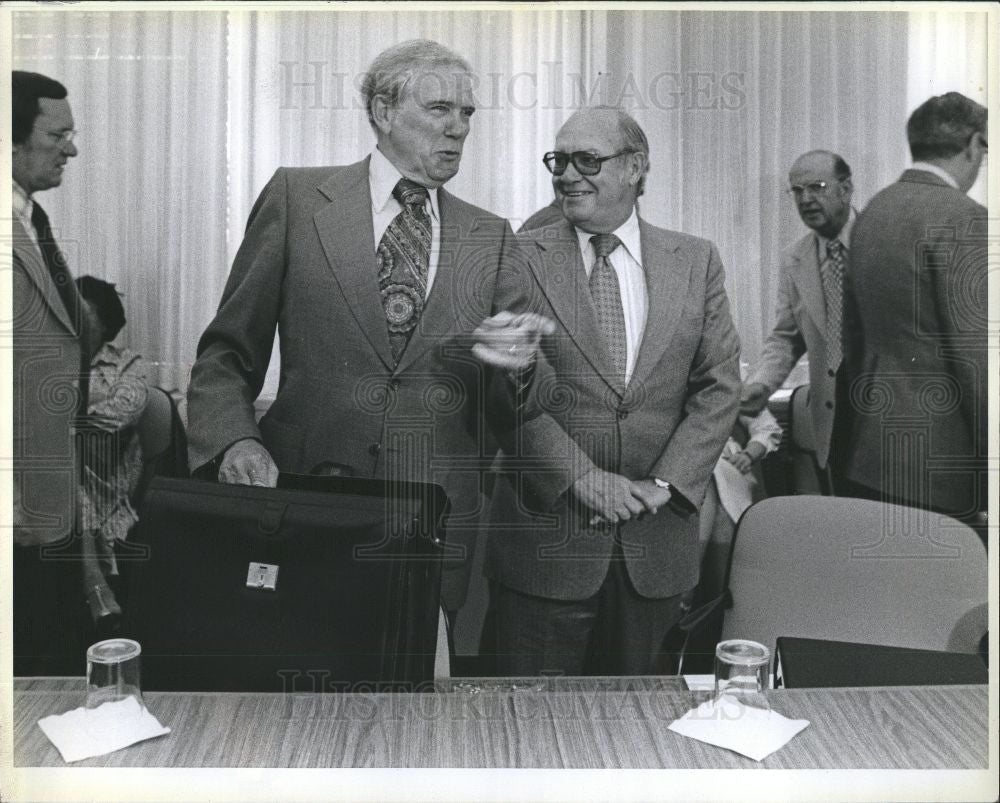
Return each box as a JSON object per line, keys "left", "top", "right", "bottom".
{"left": 543, "top": 150, "right": 630, "bottom": 176}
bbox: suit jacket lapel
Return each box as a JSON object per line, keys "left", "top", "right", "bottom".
{"left": 629, "top": 221, "right": 688, "bottom": 391}
{"left": 791, "top": 234, "right": 827, "bottom": 335}
{"left": 393, "top": 187, "right": 465, "bottom": 374}
{"left": 313, "top": 157, "right": 393, "bottom": 370}
{"left": 12, "top": 216, "right": 78, "bottom": 335}
{"left": 527, "top": 221, "right": 619, "bottom": 394}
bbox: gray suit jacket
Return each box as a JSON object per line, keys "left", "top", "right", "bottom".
{"left": 186, "top": 159, "right": 536, "bottom": 609}
{"left": 486, "top": 218, "right": 741, "bottom": 601}
{"left": 12, "top": 216, "right": 93, "bottom": 546}
{"left": 750, "top": 229, "right": 840, "bottom": 469}
{"left": 844, "top": 169, "right": 987, "bottom": 514}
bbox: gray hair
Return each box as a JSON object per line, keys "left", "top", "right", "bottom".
{"left": 362, "top": 40, "right": 472, "bottom": 130}
{"left": 588, "top": 105, "right": 651, "bottom": 196}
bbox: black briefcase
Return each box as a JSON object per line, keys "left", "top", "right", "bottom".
{"left": 774, "top": 637, "right": 988, "bottom": 688}
{"left": 125, "top": 475, "right": 448, "bottom": 692}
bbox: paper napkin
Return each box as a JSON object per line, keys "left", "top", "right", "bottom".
{"left": 668, "top": 696, "right": 809, "bottom": 761}
{"left": 37, "top": 696, "right": 170, "bottom": 763}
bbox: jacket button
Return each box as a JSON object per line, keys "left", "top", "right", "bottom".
{"left": 369, "top": 443, "right": 381, "bottom": 456}
{"left": 391, "top": 379, "right": 401, "bottom": 389}
{"left": 827, "top": 368, "right": 836, "bottom": 378}
{"left": 618, "top": 410, "right": 629, "bottom": 420}
{"left": 825, "top": 401, "right": 834, "bottom": 410}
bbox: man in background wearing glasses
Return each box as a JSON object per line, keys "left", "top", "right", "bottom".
{"left": 843, "top": 93, "right": 988, "bottom": 540}
{"left": 484, "top": 106, "right": 740, "bottom": 675}
{"left": 740, "top": 149, "right": 858, "bottom": 494}
{"left": 11, "top": 70, "right": 99, "bottom": 674}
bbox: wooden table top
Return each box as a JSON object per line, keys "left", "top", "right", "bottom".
{"left": 11, "top": 677, "right": 988, "bottom": 769}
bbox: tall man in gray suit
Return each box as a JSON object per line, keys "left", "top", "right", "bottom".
{"left": 844, "top": 93, "right": 988, "bottom": 530}
{"left": 11, "top": 71, "right": 97, "bottom": 674}
{"left": 741, "top": 150, "right": 857, "bottom": 491}
{"left": 485, "top": 107, "right": 741, "bottom": 675}
{"left": 186, "top": 40, "right": 544, "bottom": 622}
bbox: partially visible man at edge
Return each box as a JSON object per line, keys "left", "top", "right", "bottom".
{"left": 12, "top": 70, "right": 98, "bottom": 675}
{"left": 844, "top": 92, "right": 989, "bottom": 542}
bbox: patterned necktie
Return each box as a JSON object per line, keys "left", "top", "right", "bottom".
{"left": 823, "top": 238, "right": 846, "bottom": 371}
{"left": 377, "top": 179, "right": 432, "bottom": 365}
{"left": 589, "top": 233, "right": 628, "bottom": 385}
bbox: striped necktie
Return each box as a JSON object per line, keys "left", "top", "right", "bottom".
{"left": 589, "top": 233, "right": 627, "bottom": 385}
{"left": 823, "top": 238, "right": 846, "bottom": 371}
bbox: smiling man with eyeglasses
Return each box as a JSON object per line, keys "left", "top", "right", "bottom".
{"left": 741, "top": 149, "right": 857, "bottom": 494}
{"left": 486, "top": 106, "right": 740, "bottom": 676}
{"left": 11, "top": 70, "right": 99, "bottom": 675}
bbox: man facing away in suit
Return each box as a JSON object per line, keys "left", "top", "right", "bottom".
{"left": 740, "top": 150, "right": 857, "bottom": 492}
{"left": 483, "top": 107, "right": 741, "bottom": 675}
{"left": 186, "top": 40, "right": 548, "bottom": 633}
{"left": 843, "top": 93, "right": 988, "bottom": 537}
{"left": 11, "top": 70, "right": 97, "bottom": 674}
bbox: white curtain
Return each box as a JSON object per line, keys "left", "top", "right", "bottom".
{"left": 13, "top": 9, "right": 229, "bottom": 392}
{"left": 600, "top": 10, "right": 914, "bottom": 363}
{"left": 907, "top": 11, "right": 989, "bottom": 205}
{"left": 10, "top": 8, "right": 989, "bottom": 384}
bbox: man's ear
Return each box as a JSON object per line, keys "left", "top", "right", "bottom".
{"left": 370, "top": 95, "right": 394, "bottom": 136}
{"left": 839, "top": 175, "right": 854, "bottom": 198}
{"left": 966, "top": 131, "right": 987, "bottom": 160}
{"left": 627, "top": 151, "right": 647, "bottom": 188}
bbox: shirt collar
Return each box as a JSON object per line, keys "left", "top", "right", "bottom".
{"left": 369, "top": 147, "right": 440, "bottom": 221}
{"left": 910, "top": 161, "right": 960, "bottom": 189}
{"left": 12, "top": 180, "right": 33, "bottom": 220}
{"left": 575, "top": 207, "right": 643, "bottom": 267}
{"left": 816, "top": 207, "right": 857, "bottom": 252}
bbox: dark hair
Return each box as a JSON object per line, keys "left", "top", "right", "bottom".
{"left": 907, "top": 92, "right": 987, "bottom": 161}
{"left": 12, "top": 71, "right": 68, "bottom": 145}
{"left": 831, "top": 154, "right": 852, "bottom": 181}
{"left": 75, "top": 275, "right": 126, "bottom": 342}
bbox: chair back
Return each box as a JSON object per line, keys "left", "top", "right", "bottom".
{"left": 721, "top": 496, "right": 988, "bottom": 656}
{"left": 130, "top": 386, "right": 189, "bottom": 508}
{"left": 788, "top": 384, "right": 832, "bottom": 495}
{"left": 136, "top": 386, "right": 173, "bottom": 460}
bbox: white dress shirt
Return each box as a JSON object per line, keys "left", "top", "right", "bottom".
{"left": 910, "top": 161, "right": 959, "bottom": 189}
{"left": 12, "top": 180, "right": 40, "bottom": 252}
{"left": 368, "top": 147, "right": 441, "bottom": 295}
{"left": 575, "top": 209, "right": 647, "bottom": 385}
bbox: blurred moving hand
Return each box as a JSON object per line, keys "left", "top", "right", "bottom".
{"left": 472, "top": 311, "right": 556, "bottom": 370}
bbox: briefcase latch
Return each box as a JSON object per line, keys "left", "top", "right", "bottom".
{"left": 246, "top": 562, "right": 279, "bottom": 591}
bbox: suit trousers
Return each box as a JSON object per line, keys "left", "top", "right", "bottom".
{"left": 494, "top": 541, "right": 687, "bottom": 676}
{"left": 14, "top": 541, "right": 90, "bottom": 676}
